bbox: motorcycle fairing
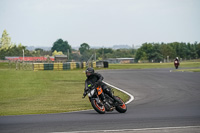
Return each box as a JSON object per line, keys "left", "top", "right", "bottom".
{"left": 97, "top": 86, "right": 103, "bottom": 95}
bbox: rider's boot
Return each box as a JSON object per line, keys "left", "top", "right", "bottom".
{"left": 99, "top": 92, "right": 111, "bottom": 108}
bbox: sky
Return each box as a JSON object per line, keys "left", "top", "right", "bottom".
{"left": 0, "top": 0, "right": 200, "bottom": 48}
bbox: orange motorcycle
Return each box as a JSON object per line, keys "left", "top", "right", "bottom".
{"left": 83, "top": 85, "right": 127, "bottom": 114}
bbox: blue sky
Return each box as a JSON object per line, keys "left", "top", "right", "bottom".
{"left": 0, "top": 0, "right": 200, "bottom": 48}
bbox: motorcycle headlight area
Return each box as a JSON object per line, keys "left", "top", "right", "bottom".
{"left": 88, "top": 89, "right": 95, "bottom": 97}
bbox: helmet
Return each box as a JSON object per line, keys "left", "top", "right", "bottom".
{"left": 86, "top": 67, "right": 94, "bottom": 77}
{"left": 176, "top": 57, "right": 179, "bottom": 60}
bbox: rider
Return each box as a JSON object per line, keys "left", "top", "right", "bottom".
{"left": 174, "top": 57, "right": 180, "bottom": 67}
{"left": 83, "top": 67, "right": 122, "bottom": 106}
{"left": 174, "top": 57, "right": 179, "bottom": 63}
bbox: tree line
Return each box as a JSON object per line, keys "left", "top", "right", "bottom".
{"left": 73, "top": 42, "right": 200, "bottom": 62}
{"left": 1, "top": 30, "right": 200, "bottom": 62}
{"left": 135, "top": 42, "right": 200, "bottom": 62}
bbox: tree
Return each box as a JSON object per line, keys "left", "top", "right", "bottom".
{"left": 35, "top": 48, "right": 44, "bottom": 52}
{"left": 179, "top": 43, "right": 187, "bottom": 59}
{"left": 140, "top": 52, "right": 148, "bottom": 61}
{"left": 52, "top": 50, "right": 64, "bottom": 56}
{"left": 78, "top": 43, "right": 93, "bottom": 61}
{"left": 34, "top": 48, "right": 43, "bottom": 56}
{"left": 135, "top": 47, "right": 144, "bottom": 61}
{"left": 160, "top": 44, "right": 175, "bottom": 60}
{"left": 0, "top": 30, "right": 12, "bottom": 50}
{"left": 190, "top": 44, "right": 198, "bottom": 59}
{"left": 0, "top": 43, "right": 32, "bottom": 59}
{"left": 151, "top": 44, "right": 163, "bottom": 62}
{"left": 96, "top": 48, "right": 114, "bottom": 59}
{"left": 135, "top": 43, "right": 153, "bottom": 62}
{"left": 196, "top": 43, "right": 200, "bottom": 58}
{"left": 51, "top": 39, "right": 71, "bottom": 54}
{"left": 79, "top": 43, "right": 90, "bottom": 55}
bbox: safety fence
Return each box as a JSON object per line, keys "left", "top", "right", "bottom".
{"left": 33, "top": 62, "right": 96, "bottom": 71}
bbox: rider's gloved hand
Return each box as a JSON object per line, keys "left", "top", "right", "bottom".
{"left": 82, "top": 92, "right": 87, "bottom": 98}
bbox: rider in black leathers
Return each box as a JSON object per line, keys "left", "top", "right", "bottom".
{"left": 83, "top": 67, "right": 122, "bottom": 106}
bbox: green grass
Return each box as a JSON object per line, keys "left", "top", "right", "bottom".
{"left": 175, "top": 68, "right": 200, "bottom": 72}
{"left": 113, "top": 89, "right": 130, "bottom": 102}
{"left": 0, "top": 69, "right": 85, "bottom": 115}
{"left": 0, "top": 62, "right": 10, "bottom": 69}
{"left": 0, "top": 68, "right": 129, "bottom": 116}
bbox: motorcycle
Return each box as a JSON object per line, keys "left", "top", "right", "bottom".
{"left": 174, "top": 60, "right": 179, "bottom": 69}
{"left": 82, "top": 85, "right": 127, "bottom": 114}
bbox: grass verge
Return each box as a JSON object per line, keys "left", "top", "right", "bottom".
{"left": 0, "top": 69, "right": 129, "bottom": 116}
{"left": 175, "top": 68, "right": 200, "bottom": 72}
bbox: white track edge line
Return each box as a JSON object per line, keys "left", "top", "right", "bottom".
{"left": 52, "top": 126, "right": 200, "bottom": 133}
{"left": 103, "top": 81, "right": 134, "bottom": 104}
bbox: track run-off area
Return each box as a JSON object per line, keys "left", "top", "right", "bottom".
{"left": 0, "top": 68, "right": 200, "bottom": 133}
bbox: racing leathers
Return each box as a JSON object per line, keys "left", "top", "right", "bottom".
{"left": 84, "top": 72, "right": 122, "bottom": 105}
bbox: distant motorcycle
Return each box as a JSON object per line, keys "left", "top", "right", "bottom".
{"left": 174, "top": 60, "right": 179, "bottom": 69}
{"left": 82, "top": 85, "right": 127, "bottom": 114}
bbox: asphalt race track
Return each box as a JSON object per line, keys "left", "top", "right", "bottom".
{"left": 0, "top": 68, "right": 200, "bottom": 133}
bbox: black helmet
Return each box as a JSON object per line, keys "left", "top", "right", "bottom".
{"left": 86, "top": 67, "right": 94, "bottom": 77}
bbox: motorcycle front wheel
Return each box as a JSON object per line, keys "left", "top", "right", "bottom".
{"left": 91, "top": 99, "right": 105, "bottom": 114}
{"left": 115, "top": 96, "right": 127, "bottom": 113}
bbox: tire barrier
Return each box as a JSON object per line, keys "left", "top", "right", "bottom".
{"left": 83, "top": 62, "right": 86, "bottom": 68}
{"left": 44, "top": 63, "right": 54, "bottom": 70}
{"left": 93, "top": 62, "right": 96, "bottom": 68}
{"left": 33, "top": 62, "right": 93, "bottom": 71}
{"left": 34, "top": 63, "right": 44, "bottom": 71}
{"left": 70, "top": 62, "right": 76, "bottom": 70}
{"left": 53, "top": 63, "right": 63, "bottom": 71}
{"left": 63, "top": 63, "right": 71, "bottom": 70}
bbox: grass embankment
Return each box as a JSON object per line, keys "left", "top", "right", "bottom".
{"left": 0, "top": 67, "right": 129, "bottom": 116}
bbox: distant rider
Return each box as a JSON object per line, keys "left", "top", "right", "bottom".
{"left": 83, "top": 67, "right": 122, "bottom": 106}
{"left": 174, "top": 57, "right": 180, "bottom": 69}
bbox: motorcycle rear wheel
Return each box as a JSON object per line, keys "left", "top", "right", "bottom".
{"left": 91, "top": 99, "right": 105, "bottom": 114}
{"left": 115, "top": 96, "right": 127, "bottom": 113}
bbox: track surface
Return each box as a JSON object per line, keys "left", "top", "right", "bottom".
{"left": 0, "top": 68, "right": 200, "bottom": 133}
